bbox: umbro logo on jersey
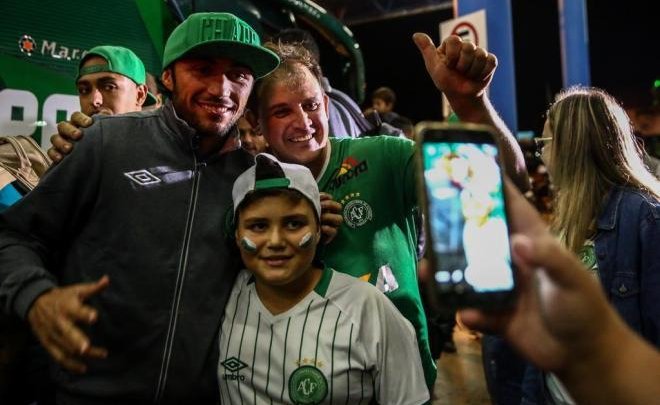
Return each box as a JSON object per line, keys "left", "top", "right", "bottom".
{"left": 221, "top": 357, "right": 247, "bottom": 372}
{"left": 327, "top": 156, "right": 368, "bottom": 190}
{"left": 221, "top": 356, "right": 247, "bottom": 381}
{"left": 124, "top": 169, "right": 161, "bottom": 186}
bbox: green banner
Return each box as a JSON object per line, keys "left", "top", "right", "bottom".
{"left": 0, "top": 0, "right": 170, "bottom": 145}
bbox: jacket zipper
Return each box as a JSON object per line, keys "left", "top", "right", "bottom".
{"left": 154, "top": 151, "right": 205, "bottom": 403}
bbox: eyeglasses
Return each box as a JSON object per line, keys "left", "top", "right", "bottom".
{"left": 534, "top": 137, "right": 553, "bottom": 149}
{"left": 534, "top": 137, "right": 552, "bottom": 157}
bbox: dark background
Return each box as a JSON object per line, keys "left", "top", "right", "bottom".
{"left": 345, "top": 0, "right": 658, "bottom": 136}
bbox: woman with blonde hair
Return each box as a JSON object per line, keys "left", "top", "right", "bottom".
{"left": 537, "top": 86, "right": 660, "bottom": 404}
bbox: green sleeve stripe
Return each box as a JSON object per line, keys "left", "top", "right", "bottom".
{"left": 280, "top": 318, "right": 291, "bottom": 402}
{"left": 298, "top": 299, "right": 315, "bottom": 364}
{"left": 329, "top": 311, "right": 341, "bottom": 404}
{"left": 313, "top": 266, "right": 334, "bottom": 297}
{"left": 265, "top": 324, "right": 274, "bottom": 398}
{"left": 314, "top": 300, "right": 329, "bottom": 364}
{"left": 344, "top": 324, "right": 353, "bottom": 405}
{"left": 250, "top": 313, "right": 261, "bottom": 405}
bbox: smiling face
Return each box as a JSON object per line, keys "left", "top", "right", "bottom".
{"left": 255, "top": 63, "right": 330, "bottom": 177}
{"left": 235, "top": 191, "right": 320, "bottom": 292}
{"left": 161, "top": 57, "right": 254, "bottom": 139}
{"left": 77, "top": 56, "right": 147, "bottom": 116}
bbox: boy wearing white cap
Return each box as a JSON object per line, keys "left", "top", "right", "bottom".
{"left": 220, "top": 153, "right": 428, "bottom": 404}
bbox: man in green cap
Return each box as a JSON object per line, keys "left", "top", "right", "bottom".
{"left": 76, "top": 45, "right": 157, "bottom": 116}
{"left": 0, "top": 12, "right": 278, "bottom": 404}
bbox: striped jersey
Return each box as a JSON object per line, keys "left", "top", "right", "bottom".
{"left": 218, "top": 267, "right": 429, "bottom": 404}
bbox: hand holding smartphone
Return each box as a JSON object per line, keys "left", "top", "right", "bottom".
{"left": 416, "top": 122, "right": 516, "bottom": 309}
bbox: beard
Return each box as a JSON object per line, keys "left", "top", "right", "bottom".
{"left": 171, "top": 93, "right": 243, "bottom": 140}
{"left": 168, "top": 69, "right": 245, "bottom": 141}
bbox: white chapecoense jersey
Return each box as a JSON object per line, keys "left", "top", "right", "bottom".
{"left": 218, "top": 268, "right": 429, "bottom": 404}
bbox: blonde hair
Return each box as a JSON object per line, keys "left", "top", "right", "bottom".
{"left": 548, "top": 86, "right": 660, "bottom": 253}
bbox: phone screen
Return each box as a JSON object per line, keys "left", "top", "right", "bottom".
{"left": 421, "top": 140, "right": 514, "bottom": 294}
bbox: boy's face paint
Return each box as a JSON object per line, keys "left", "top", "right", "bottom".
{"left": 236, "top": 195, "right": 320, "bottom": 289}
{"left": 298, "top": 232, "right": 313, "bottom": 248}
{"left": 240, "top": 237, "right": 258, "bottom": 253}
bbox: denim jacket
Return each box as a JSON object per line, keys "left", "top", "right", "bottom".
{"left": 594, "top": 186, "right": 660, "bottom": 346}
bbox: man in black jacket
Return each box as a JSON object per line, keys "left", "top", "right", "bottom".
{"left": 0, "top": 12, "right": 278, "bottom": 404}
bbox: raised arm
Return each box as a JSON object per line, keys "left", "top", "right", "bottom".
{"left": 413, "top": 33, "right": 529, "bottom": 192}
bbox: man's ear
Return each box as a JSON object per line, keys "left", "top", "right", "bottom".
{"left": 136, "top": 84, "right": 148, "bottom": 107}
{"left": 161, "top": 68, "right": 174, "bottom": 92}
{"left": 323, "top": 93, "right": 329, "bottom": 116}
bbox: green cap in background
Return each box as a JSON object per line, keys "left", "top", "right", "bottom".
{"left": 78, "top": 45, "right": 157, "bottom": 106}
{"left": 162, "top": 12, "right": 279, "bottom": 79}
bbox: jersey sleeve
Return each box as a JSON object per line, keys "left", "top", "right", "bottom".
{"left": 361, "top": 285, "right": 430, "bottom": 404}
{"left": 401, "top": 139, "right": 418, "bottom": 211}
{"left": 383, "top": 136, "right": 418, "bottom": 212}
{"left": 0, "top": 122, "right": 104, "bottom": 318}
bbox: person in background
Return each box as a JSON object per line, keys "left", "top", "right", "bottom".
{"left": 48, "top": 45, "right": 157, "bottom": 162}
{"left": 390, "top": 114, "right": 415, "bottom": 139}
{"left": 370, "top": 86, "right": 397, "bottom": 117}
{"left": 537, "top": 86, "right": 660, "bottom": 403}
{"left": 237, "top": 115, "right": 268, "bottom": 155}
{"left": 75, "top": 45, "right": 156, "bottom": 117}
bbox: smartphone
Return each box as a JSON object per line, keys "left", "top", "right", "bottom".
{"left": 416, "top": 122, "right": 516, "bottom": 308}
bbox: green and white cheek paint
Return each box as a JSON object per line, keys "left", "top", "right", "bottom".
{"left": 240, "top": 237, "right": 257, "bottom": 253}
{"left": 298, "top": 232, "right": 313, "bottom": 248}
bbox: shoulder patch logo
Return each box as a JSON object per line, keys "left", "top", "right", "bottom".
{"left": 124, "top": 169, "right": 161, "bottom": 186}
{"left": 288, "top": 365, "right": 328, "bottom": 404}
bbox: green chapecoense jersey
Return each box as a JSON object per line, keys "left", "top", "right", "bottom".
{"left": 317, "top": 136, "right": 437, "bottom": 390}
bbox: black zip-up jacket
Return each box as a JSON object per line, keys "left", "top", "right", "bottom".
{"left": 0, "top": 103, "right": 253, "bottom": 404}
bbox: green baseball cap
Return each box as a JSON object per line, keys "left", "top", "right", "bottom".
{"left": 78, "top": 45, "right": 157, "bottom": 106}
{"left": 162, "top": 12, "right": 279, "bottom": 79}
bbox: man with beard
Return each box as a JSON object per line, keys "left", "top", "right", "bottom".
{"left": 0, "top": 12, "right": 278, "bottom": 404}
